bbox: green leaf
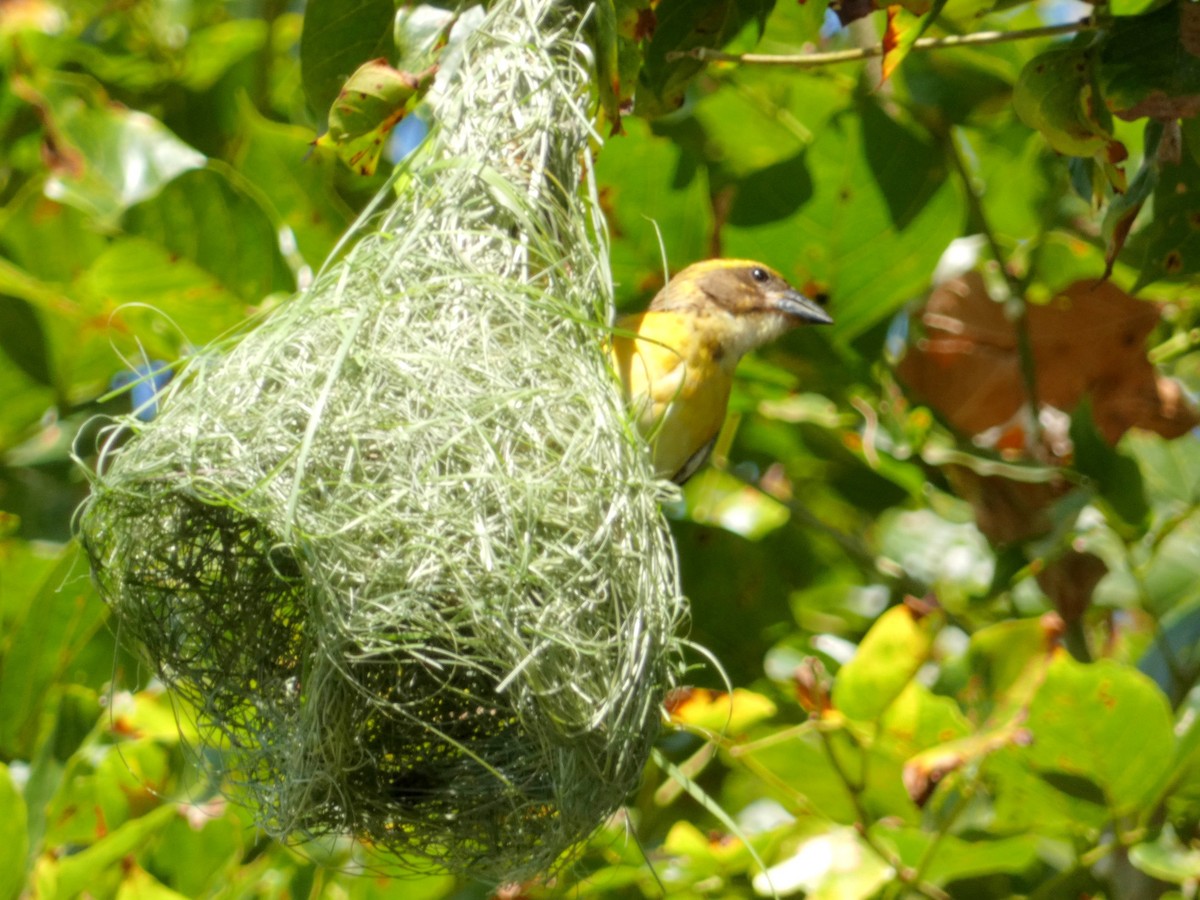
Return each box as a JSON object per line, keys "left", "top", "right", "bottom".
{"left": 874, "top": 825, "right": 1040, "bottom": 886}
{"left": 1139, "top": 515, "right": 1200, "bottom": 618}
{"left": 1099, "top": 1, "right": 1200, "bottom": 123}
{"left": 579, "top": 0, "right": 622, "bottom": 133}
{"left": 1022, "top": 654, "right": 1175, "bottom": 813}
{"left": 722, "top": 99, "right": 965, "bottom": 340}
{"left": 691, "top": 66, "right": 844, "bottom": 177}
{"left": 0, "top": 295, "right": 51, "bottom": 386}
{"left": 878, "top": 681, "right": 971, "bottom": 759}
{"left": 0, "top": 547, "right": 108, "bottom": 758}
{"left": 662, "top": 819, "right": 752, "bottom": 872}
{"left": 175, "top": 19, "right": 269, "bottom": 92}
{"left": 901, "top": 46, "right": 1016, "bottom": 128}
{"left": 0, "top": 764, "right": 29, "bottom": 900}
{"left": 231, "top": 99, "right": 353, "bottom": 269}
{"left": 0, "top": 352, "right": 55, "bottom": 450}
{"left": 1139, "top": 596, "right": 1200, "bottom": 703}
{"left": 300, "top": 0, "right": 395, "bottom": 119}
{"left": 1069, "top": 400, "right": 1149, "bottom": 529}
{"left": 595, "top": 116, "right": 713, "bottom": 307}
{"left": 985, "top": 745, "right": 1110, "bottom": 835}
{"left": 72, "top": 239, "right": 239, "bottom": 354}
{"left": 722, "top": 729, "right": 857, "bottom": 824}
{"left": 636, "top": 0, "right": 776, "bottom": 117}
{"left": 1101, "top": 124, "right": 1159, "bottom": 278}
{"left": 122, "top": 167, "right": 294, "bottom": 304}
{"left": 0, "top": 188, "right": 108, "bottom": 282}
{"left": 315, "top": 59, "right": 436, "bottom": 176}
{"left": 1125, "top": 430, "right": 1200, "bottom": 509}
{"left": 144, "top": 813, "right": 242, "bottom": 896}
{"left": 47, "top": 804, "right": 179, "bottom": 898}
{"left": 1129, "top": 828, "right": 1200, "bottom": 884}
{"left": 40, "top": 79, "right": 206, "bottom": 225}
{"left": 832, "top": 604, "right": 940, "bottom": 722}
{"left": 681, "top": 468, "right": 790, "bottom": 540}
{"left": 1133, "top": 132, "right": 1200, "bottom": 288}
{"left": 963, "top": 616, "right": 1058, "bottom": 718}
{"left": 1014, "top": 42, "right": 1125, "bottom": 159}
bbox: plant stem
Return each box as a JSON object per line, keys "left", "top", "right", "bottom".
{"left": 668, "top": 20, "right": 1097, "bottom": 69}
{"left": 944, "top": 128, "right": 1044, "bottom": 445}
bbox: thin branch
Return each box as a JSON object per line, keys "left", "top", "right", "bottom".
{"left": 668, "top": 20, "right": 1098, "bottom": 69}
{"left": 817, "top": 729, "right": 951, "bottom": 900}
{"left": 943, "top": 128, "right": 1044, "bottom": 444}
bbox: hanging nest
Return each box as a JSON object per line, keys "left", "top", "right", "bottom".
{"left": 77, "top": 0, "right": 685, "bottom": 882}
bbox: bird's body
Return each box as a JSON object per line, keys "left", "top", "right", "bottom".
{"left": 611, "top": 259, "right": 832, "bottom": 483}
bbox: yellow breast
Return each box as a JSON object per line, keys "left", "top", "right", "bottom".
{"left": 611, "top": 311, "right": 734, "bottom": 482}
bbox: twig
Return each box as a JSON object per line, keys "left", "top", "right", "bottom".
{"left": 668, "top": 20, "right": 1097, "bottom": 69}
{"left": 944, "top": 129, "right": 1043, "bottom": 444}
{"left": 817, "top": 729, "right": 951, "bottom": 900}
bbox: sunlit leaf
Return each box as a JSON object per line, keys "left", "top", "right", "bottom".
{"left": 665, "top": 686, "right": 778, "bottom": 734}
{"left": 752, "top": 826, "right": 892, "bottom": 899}
{"left": 1129, "top": 827, "right": 1200, "bottom": 884}
{"left": 832, "top": 603, "right": 941, "bottom": 722}
{"left": 122, "top": 167, "right": 294, "bottom": 304}
{"left": 1022, "top": 654, "right": 1175, "bottom": 813}
{"left": 683, "top": 468, "right": 790, "bottom": 540}
{"left": 315, "top": 59, "right": 436, "bottom": 176}
{"left": 37, "top": 79, "right": 206, "bottom": 224}
{"left": 595, "top": 116, "right": 713, "bottom": 307}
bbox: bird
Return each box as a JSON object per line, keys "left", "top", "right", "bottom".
{"left": 611, "top": 259, "right": 833, "bottom": 484}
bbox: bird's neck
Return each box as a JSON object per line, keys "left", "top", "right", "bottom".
{"left": 695, "top": 310, "right": 792, "bottom": 371}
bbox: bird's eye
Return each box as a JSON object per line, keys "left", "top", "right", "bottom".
{"left": 751, "top": 267, "right": 769, "bottom": 283}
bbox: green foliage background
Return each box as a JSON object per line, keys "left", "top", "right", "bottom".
{"left": 2, "top": 0, "right": 1200, "bottom": 897}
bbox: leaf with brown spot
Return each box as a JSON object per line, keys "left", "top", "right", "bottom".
{"left": 315, "top": 60, "right": 436, "bottom": 175}
{"left": 903, "top": 722, "right": 1032, "bottom": 807}
{"left": 1100, "top": 0, "right": 1200, "bottom": 123}
{"left": 1102, "top": 126, "right": 1161, "bottom": 279}
{"left": 1134, "top": 128, "right": 1200, "bottom": 287}
{"left": 664, "top": 687, "right": 778, "bottom": 734}
{"left": 1014, "top": 43, "right": 1127, "bottom": 192}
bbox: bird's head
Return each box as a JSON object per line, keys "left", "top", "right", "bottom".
{"left": 650, "top": 258, "right": 832, "bottom": 359}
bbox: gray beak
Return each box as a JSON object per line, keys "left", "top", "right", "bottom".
{"left": 775, "top": 288, "right": 833, "bottom": 325}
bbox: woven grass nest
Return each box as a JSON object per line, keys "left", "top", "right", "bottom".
{"left": 77, "top": 0, "right": 686, "bottom": 882}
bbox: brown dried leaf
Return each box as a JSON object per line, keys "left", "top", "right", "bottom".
{"left": 1034, "top": 550, "right": 1108, "bottom": 623}
{"left": 942, "top": 465, "right": 1070, "bottom": 544}
{"left": 897, "top": 273, "right": 1192, "bottom": 444}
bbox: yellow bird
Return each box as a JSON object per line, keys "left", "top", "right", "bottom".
{"left": 611, "top": 259, "right": 832, "bottom": 484}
